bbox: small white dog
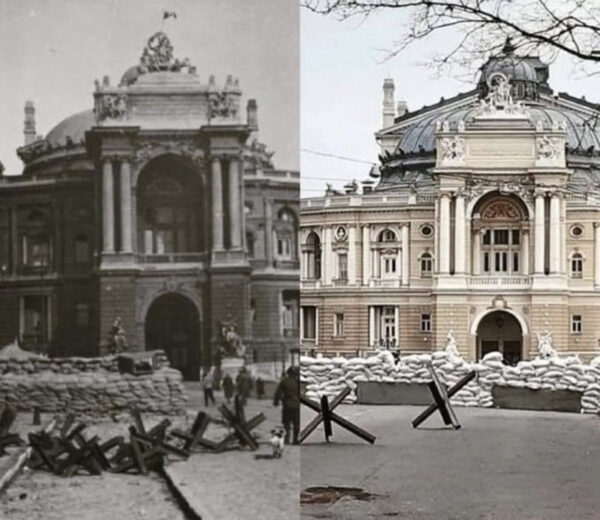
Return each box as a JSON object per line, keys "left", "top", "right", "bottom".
{"left": 270, "top": 426, "right": 285, "bottom": 458}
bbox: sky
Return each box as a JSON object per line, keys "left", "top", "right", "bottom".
{"left": 0, "top": 0, "right": 299, "bottom": 175}
{"left": 300, "top": 8, "right": 600, "bottom": 197}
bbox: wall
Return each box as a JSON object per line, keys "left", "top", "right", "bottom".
{"left": 0, "top": 351, "right": 187, "bottom": 414}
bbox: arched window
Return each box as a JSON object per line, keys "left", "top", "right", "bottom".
{"left": 137, "top": 159, "right": 200, "bottom": 256}
{"left": 420, "top": 252, "right": 433, "bottom": 278}
{"left": 571, "top": 253, "right": 583, "bottom": 278}
{"left": 275, "top": 207, "right": 298, "bottom": 262}
{"left": 304, "top": 232, "right": 321, "bottom": 279}
{"left": 378, "top": 229, "right": 397, "bottom": 243}
{"left": 476, "top": 198, "right": 525, "bottom": 276}
{"left": 375, "top": 228, "right": 399, "bottom": 279}
{"left": 20, "top": 207, "right": 52, "bottom": 269}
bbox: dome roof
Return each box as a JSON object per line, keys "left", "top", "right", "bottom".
{"left": 395, "top": 94, "right": 600, "bottom": 155}
{"left": 45, "top": 109, "right": 96, "bottom": 148}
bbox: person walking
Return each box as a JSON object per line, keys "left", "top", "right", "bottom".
{"left": 235, "top": 367, "right": 252, "bottom": 407}
{"left": 222, "top": 373, "right": 234, "bottom": 404}
{"left": 273, "top": 366, "right": 300, "bottom": 444}
{"left": 202, "top": 366, "right": 216, "bottom": 407}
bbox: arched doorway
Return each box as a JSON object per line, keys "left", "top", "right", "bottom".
{"left": 477, "top": 310, "right": 523, "bottom": 365}
{"left": 145, "top": 293, "right": 201, "bottom": 380}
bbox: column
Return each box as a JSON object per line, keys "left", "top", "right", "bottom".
{"left": 401, "top": 224, "right": 409, "bottom": 285}
{"left": 549, "top": 193, "right": 560, "bottom": 273}
{"left": 211, "top": 157, "right": 224, "bottom": 251}
{"left": 534, "top": 193, "right": 545, "bottom": 274}
{"left": 362, "top": 225, "right": 370, "bottom": 285}
{"left": 228, "top": 158, "right": 241, "bottom": 249}
{"left": 454, "top": 194, "right": 465, "bottom": 274}
{"left": 439, "top": 194, "right": 451, "bottom": 274}
{"left": 394, "top": 306, "right": 400, "bottom": 344}
{"left": 369, "top": 306, "right": 375, "bottom": 347}
{"left": 102, "top": 158, "right": 115, "bottom": 253}
{"left": 264, "top": 199, "right": 273, "bottom": 266}
{"left": 522, "top": 230, "right": 529, "bottom": 275}
{"left": 595, "top": 224, "right": 600, "bottom": 285}
{"left": 323, "top": 227, "right": 332, "bottom": 284}
{"left": 120, "top": 159, "right": 133, "bottom": 253}
{"left": 472, "top": 230, "right": 481, "bottom": 275}
{"left": 434, "top": 198, "right": 439, "bottom": 272}
{"left": 348, "top": 226, "right": 356, "bottom": 284}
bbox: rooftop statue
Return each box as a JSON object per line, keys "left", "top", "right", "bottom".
{"left": 476, "top": 72, "right": 528, "bottom": 117}
{"left": 139, "top": 31, "right": 191, "bottom": 73}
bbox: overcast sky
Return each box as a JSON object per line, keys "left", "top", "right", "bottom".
{"left": 301, "top": 8, "right": 600, "bottom": 197}
{"left": 0, "top": 0, "right": 299, "bottom": 175}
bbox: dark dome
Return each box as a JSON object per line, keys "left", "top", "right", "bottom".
{"left": 480, "top": 55, "right": 538, "bottom": 85}
{"left": 45, "top": 109, "right": 96, "bottom": 148}
{"left": 395, "top": 94, "right": 600, "bottom": 155}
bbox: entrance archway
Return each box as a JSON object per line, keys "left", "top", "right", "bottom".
{"left": 145, "top": 293, "right": 201, "bottom": 380}
{"left": 476, "top": 310, "right": 523, "bottom": 365}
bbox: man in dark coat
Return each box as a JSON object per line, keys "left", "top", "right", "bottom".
{"left": 273, "top": 366, "right": 300, "bottom": 444}
{"left": 222, "top": 373, "right": 234, "bottom": 404}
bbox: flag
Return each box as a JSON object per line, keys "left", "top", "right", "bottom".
{"left": 163, "top": 11, "right": 177, "bottom": 20}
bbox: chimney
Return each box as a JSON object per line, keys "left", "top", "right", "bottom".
{"left": 396, "top": 100, "right": 408, "bottom": 118}
{"left": 247, "top": 99, "right": 258, "bottom": 131}
{"left": 24, "top": 101, "right": 36, "bottom": 146}
{"left": 382, "top": 78, "right": 395, "bottom": 128}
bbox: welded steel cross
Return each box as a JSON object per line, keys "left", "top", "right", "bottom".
{"left": 299, "top": 386, "right": 376, "bottom": 444}
{"left": 412, "top": 364, "right": 476, "bottom": 430}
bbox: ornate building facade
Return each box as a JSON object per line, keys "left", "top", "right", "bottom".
{"left": 300, "top": 41, "right": 600, "bottom": 363}
{"left": 0, "top": 33, "right": 299, "bottom": 378}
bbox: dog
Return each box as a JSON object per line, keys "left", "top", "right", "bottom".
{"left": 270, "top": 426, "right": 285, "bottom": 458}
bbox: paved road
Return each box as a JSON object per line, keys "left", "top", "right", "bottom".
{"left": 301, "top": 405, "right": 600, "bottom": 520}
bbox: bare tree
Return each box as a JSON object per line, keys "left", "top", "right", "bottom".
{"left": 303, "top": 0, "right": 600, "bottom": 75}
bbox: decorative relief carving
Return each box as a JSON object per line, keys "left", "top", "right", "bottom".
{"left": 100, "top": 94, "right": 128, "bottom": 120}
{"left": 439, "top": 135, "right": 465, "bottom": 164}
{"left": 536, "top": 135, "right": 559, "bottom": 161}
{"left": 209, "top": 91, "right": 240, "bottom": 119}
{"left": 132, "top": 139, "right": 205, "bottom": 166}
{"left": 481, "top": 200, "right": 521, "bottom": 220}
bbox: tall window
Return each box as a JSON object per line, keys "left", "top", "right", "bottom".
{"left": 421, "top": 314, "right": 432, "bottom": 332}
{"left": 275, "top": 207, "right": 297, "bottom": 261}
{"left": 74, "top": 234, "right": 91, "bottom": 264}
{"left": 370, "top": 305, "right": 398, "bottom": 347}
{"left": 571, "top": 315, "right": 582, "bottom": 334}
{"left": 420, "top": 252, "right": 433, "bottom": 278}
{"left": 141, "top": 177, "right": 190, "bottom": 254}
{"left": 20, "top": 295, "right": 51, "bottom": 352}
{"left": 246, "top": 231, "right": 255, "bottom": 258}
{"left": 281, "top": 289, "right": 299, "bottom": 338}
{"left": 375, "top": 228, "right": 399, "bottom": 279}
{"left": 302, "top": 306, "right": 317, "bottom": 340}
{"left": 571, "top": 253, "right": 583, "bottom": 278}
{"left": 304, "top": 232, "right": 322, "bottom": 279}
{"left": 334, "top": 313, "right": 344, "bottom": 337}
{"left": 75, "top": 303, "right": 90, "bottom": 328}
{"left": 20, "top": 208, "right": 52, "bottom": 269}
{"left": 477, "top": 199, "right": 524, "bottom": 276}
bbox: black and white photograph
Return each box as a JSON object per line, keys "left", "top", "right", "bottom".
{"left": 0, "top": 1, "right": 299, "bottom": 518}
{"left": 300, "top": 1, "right": 600, "bottom": 519}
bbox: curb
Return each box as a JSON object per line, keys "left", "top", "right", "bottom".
{"left": 0, "top": 418, "right": 57, "bottom": 494}
{"left": 160, "top": 465, "right": 210, "bottom": 520}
